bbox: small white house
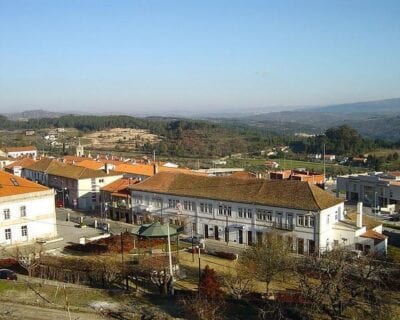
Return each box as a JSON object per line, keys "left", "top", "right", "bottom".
{"left": 0, "top": 171, "right": 57, "bottom": 246}
{"left": 4, "top": 146, "right": 37, "bottom": 159}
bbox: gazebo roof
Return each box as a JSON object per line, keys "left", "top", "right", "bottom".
{"left": 134, "top": 221, "right": 180, "bottom": 238}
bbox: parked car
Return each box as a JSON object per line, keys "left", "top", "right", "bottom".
{"left": 0, "top": 269, "right": 17, "bottom": 280}
{"left": 56, "top": 199, "right": 64, "bottom": 208}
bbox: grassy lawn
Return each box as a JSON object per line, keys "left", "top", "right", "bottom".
{"left": 177, "top": 251, "right": 299, "bottom": 294}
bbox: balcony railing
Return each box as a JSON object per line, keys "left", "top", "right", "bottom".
{"left": 272, "top": 222, "right": 294, "bottom": 231}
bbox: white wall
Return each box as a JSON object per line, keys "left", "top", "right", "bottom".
{"left": 7, "top": 150, "right": 37, "bottom": 158}
{"left": 77, "top": 175, "right": 123, "bottom": 210}
{"left": 131, "top": 190, "right": 344, "bottom": 254}
{"left": 0, "top": 190, "right": 57, "bottom": 246}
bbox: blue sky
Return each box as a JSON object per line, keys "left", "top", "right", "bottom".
{"left": 0, "top": 0, "right": 399, "bottom": 114}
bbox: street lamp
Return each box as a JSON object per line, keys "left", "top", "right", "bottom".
{"left": 196, "top": 245, "right": 201, "bottom": 293}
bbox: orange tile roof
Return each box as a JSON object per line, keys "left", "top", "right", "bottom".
{"left": 114, "top": 163, "right": 195, "bottom": 177}
{"left": 346, "top": 212, "right": 381, "bottom": 230}
{"left": 5, "top": 158, "right": 36, "bottom": 170}
{"left": 26, "top": 158, "right": 122, "bottom": 180}
{"left": 62, "top": 156, "right": 87, "bottom": 164}
{"left": 5, "top": 146, "right": 37, "bottom": 152}
{"left": 75, "top": 159, "right": 104, "bottom": 170}
{"left": 131, "top": 172, "right": 343, "bottom": 211}
{"left": 360, "top": 230, "right": 387, "bottom": 241}
{"left": 0, "top": 171, "right": 49, "bottom": 197}
{"left": 101, "top": 177, "right": 138, "bottom": 193}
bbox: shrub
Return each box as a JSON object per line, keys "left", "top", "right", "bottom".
{"left": 214, "top": 251, "right": 237, "bottom": 260}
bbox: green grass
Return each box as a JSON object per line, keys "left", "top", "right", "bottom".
{"left": 227, "top": 157, "right": 363, "bottom": 175}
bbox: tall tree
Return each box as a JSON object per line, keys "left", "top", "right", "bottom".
{"left": 239, "top": 232, "right": 294, "bottom": 295}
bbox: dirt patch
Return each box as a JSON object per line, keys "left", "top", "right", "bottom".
{"left": 82, "top": 128, "right": 161, "bottom": 151}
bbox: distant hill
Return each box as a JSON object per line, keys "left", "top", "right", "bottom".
{"left": 308, "top": 97, "right": 400, "bottom": 114}
{"left": 4, "top": 109, "right": 67, "bottom": 120}
{"left": 228, "top": 98, "right": 400, "bottom": 141}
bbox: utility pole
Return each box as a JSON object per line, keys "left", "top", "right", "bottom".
{"left": 167, "top": 222, "right": 174, "bottom": 295}
{"left": 120, "top": 232, "right": 128, "bottom": 290}
{"left": 323, "top": 143, "right": 326, "bottom": 185}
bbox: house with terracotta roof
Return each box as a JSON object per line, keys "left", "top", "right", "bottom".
{"left": 22, "top": 158, "right": 123, "bottom": 211}
{"left": 0, "top": 171, "right": 57, "bottom": 246}
{"left": 0, "top": 156, "right": 14, "bottom": 170}
{"left": 332, "top": 202, "right": 387, "bottom": 253}
{"left": 269, "top": 169, "right": 325, "bottom": 186}
{"left": 129, "top": 172, "right": 348, "bottom": 254}
{"left": 4, "top": 158, "right": 36, "bottom": 176}
{"left": 100, "top": 177, "right": 139, "bottom": 223}
{"left": 4, "top": 146, "right": 37, "bottom": 159}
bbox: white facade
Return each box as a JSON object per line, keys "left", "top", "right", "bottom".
{"left": 337, "top": 172, "right": 400, "bottom": 210}
{"left": 6, "top": 149, "right": 37, "bottom": 159}
{"left": 0, "top": 189, "right": 57, "bottom": 246}
{"left": 131, "top": 190, "right": 345, "bottom": 254}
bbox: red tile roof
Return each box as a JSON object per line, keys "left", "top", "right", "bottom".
{"left": 101, "top": 177, "right": 138, "bottom": 193}
{"left": 360, "top": 230, "right": 387, "bottom": 241}
{"left": 131, "top": 172, "right": 343, "bottom": 211}
{"left": 0, "top": 171, "right": 49, "bottom": 197}
{"left": 5, "top": 158, "right": 36, "bottom": 170}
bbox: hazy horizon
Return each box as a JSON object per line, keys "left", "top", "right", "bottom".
{"left": 1, "top": 0, "right": 399, "bottom": 114}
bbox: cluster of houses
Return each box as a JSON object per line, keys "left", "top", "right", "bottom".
{"left": 0, "top": 145, "right": 388, "bottom": 255}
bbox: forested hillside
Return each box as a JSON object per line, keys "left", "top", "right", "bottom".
{"left": 0, "top": 114, "right": 283, "bottom": 158}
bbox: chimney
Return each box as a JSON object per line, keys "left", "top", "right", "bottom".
{"left": 153, "top": 163, "right": 159, "bottom": 175}
{"left": 105, "top": 163, "right": 110, "bottom": 174}
{"left": 356, "top": 202, "right": 363, "bottom": 228}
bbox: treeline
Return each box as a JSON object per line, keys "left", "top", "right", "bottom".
{"left": 0, "top": 114, "right": 284, "bottom": 157}
{"left": 290, "top": 125, "right": 400, "bottom": 156}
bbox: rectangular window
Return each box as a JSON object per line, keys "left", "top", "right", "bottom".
{"left": 184, "top": 201, "right": 188, "bottom": 210}
{"left": 266, "top": 211, "right": 272, "bottom": 221}
{"left": 309, "top": 217, "right": 315, "bottom": 227}
{"left": 5, "top": 228, "right": 11, "bottom": 240}
{"left": 297, "top": 215, "right": 304, "bottom": 226}
{"left": 247, "top": 209, "right": 252, "bottom": 219}
{"left": 218, "top": 205, "right": 223, "bottom": 215}
{"left": 238, "top": 208, "right": 243, "bottom": 218}
{"left": 4, "top": 209, "right": 10, "bottom": 220}
{"left": 20, "top": 206, "right": 26, "bottom": 217}
{"left": 168, "top": 199, "right": 173, "bottom": 208}
{"left": 200, "top": 203, "right": 205, "bottom": 212}
{"left": 327, "top": 214, "right": 330, "bottom": 224}
{"left": 21, "top": 225, "right": 28, "bottom": 237}
{"left": 208, "top": 204, "right": 213, "bottom": 213}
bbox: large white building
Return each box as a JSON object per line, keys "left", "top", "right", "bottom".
{"left": 336, "top": 172, "right": 400, "bottom": 212}
{"left": 23, "top": 158, "right": 123, "bottom": 210}
{"left": 0, "top": 171, "right": 57, "bottom": 246}
{"left": 130, "top": 172, "right": 387, "bottom": 254}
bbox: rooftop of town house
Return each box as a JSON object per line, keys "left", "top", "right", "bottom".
{"left": 130, "top": 172, "right": 343, "bottom": 211}
{"left": 0, "top": 170, "right": 49, "bottom": 197}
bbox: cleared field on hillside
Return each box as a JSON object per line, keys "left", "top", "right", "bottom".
{"left": 82, "top": 128, "right": 161, "bottom": 151}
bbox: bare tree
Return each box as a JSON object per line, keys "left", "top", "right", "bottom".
{"left": 179, "top": 294, "right": 224, "bottom": 320}
{"left": 240, "top": 232, "right": 294, "bottom": 295}
{"left": 223, "top": 267, "right": 254, "bottom": 300}
{"left": 4, "top": 243, "right": 43, "bottom": 277}
{"left": 297, "top": 248, "right": 390, "bottom": 320}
